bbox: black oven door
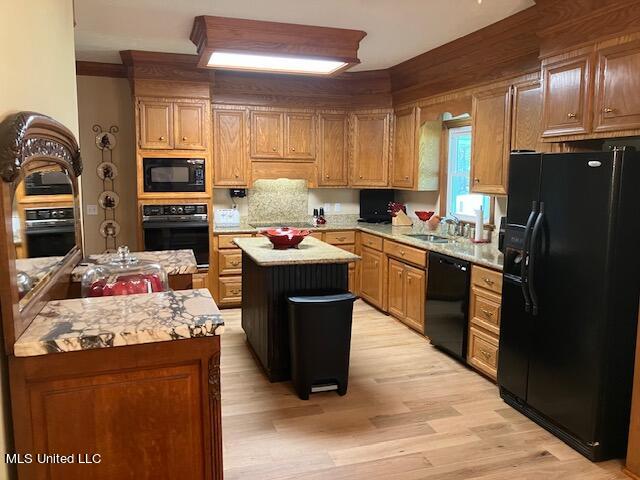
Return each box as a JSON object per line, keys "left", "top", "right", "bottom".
{"left": 25, "top": 225, "right": 76, "bottom": 257}
{"left": 142, "top": 221, "right": 209, "bottom": 268}
{"left": 143, "top": 158, "right": 205, "bottom": 193}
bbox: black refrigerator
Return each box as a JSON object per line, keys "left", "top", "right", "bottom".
{"left": 499, "top": 147, "right": 640, "bottom": 462}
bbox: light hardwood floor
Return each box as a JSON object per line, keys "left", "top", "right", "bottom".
{"left": 220, "top": 300, "right": 628, "bottom": 479}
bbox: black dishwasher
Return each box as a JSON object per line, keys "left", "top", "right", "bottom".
{"left": 424, "top": 252, "right": 471, "bottom": 362}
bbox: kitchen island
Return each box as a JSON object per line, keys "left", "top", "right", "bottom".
{"left": 234, "top": 236, "right": 359, "bottom": 381}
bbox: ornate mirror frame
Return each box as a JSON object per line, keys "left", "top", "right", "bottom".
{"left": 0, "top": 112, "right": 83, "bottom": 355}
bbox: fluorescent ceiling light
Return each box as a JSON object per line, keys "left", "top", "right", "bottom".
{"left": 207, "top": 51, "right": 347, "bottom": 75}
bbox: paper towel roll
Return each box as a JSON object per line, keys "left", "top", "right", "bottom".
{"left": 474, "top": 206, "right": 484, "bottom": 242}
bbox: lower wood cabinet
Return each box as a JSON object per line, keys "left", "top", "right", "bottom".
{"left": 212, "top": 233, "right": 254, "bottom": 308}
{"left": 315, "top": 230, "right": 357, "bottom": 294}
{"left": 192, "top": 272, "right": 210, "bottom": 291}
{"left": 9, "top": 337, "right": 223, "bottom": 480}
{"left": 387, "top": 258, "right": 426, "bottom": 333}
{"left": 359, "top": 246, "right": 386, "bottom": 310}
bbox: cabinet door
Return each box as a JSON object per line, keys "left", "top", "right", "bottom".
{"left": 174, "top": 102, "right": 206, "bottom": 150}
{"left": 284, "top": 113, "right": 315, "bottom": 160}
{"left": 213, "top": 109, "right": 248, "bottom": 186}
{"left": 351, "top": 113, "right": 390, "bottom": 187}
{"left": 139, "top": 100, "right": 173, "bottom": 149}
{"left": 511, "top": 80, "right": 543, "bottom": 152}
{"left": 391, "top": 108, "right": 418, "bottom": 189}
{"left": 471, "top": 85, "right": 511, "bottom": 195}
{"left": 251, "top": 111, "right": 283, "bottom": 158}
{"left": 594, "top": 41, "right": 640, "bottom": 132}
{"left": 318, "top": 113, "right": 348, "bottom": 186}
{"left": 387, "top": 259, "right": 406, "bottom": 319}
{"left": 404, "top": 265, "right": 425, "bottom": 333}
{"left": 360, "top": 246, "right": 385, "bottom": 309}
{"left": 541, "top": 53, "right": 594, "bottom": 137}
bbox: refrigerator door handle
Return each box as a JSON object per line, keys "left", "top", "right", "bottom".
{"left": 528, "top": 202, "right": 545, "bottom": 316}
{"left": 521, "top": 201, "right": 538, "bottom": 313}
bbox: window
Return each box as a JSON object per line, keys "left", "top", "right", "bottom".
{"left": 446, "top": 125, "right": 490, "bottom": 222}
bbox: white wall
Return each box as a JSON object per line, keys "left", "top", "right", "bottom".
{"left": 0, "top": 1, "right": 78, "bottom": 477}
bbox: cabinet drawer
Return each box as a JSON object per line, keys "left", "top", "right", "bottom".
{"left": 468, "top": 326, "right": 499, "bottom": 380}
{"left": 360, "top": 232, "right": 383, "bottom": 251}
{"left": 325, "top": 231, "right": 355, "bottom": 245}
{"left": 217, "top": 234, "right": 252, "bottom": 249}
{"left": 309, "top": 232, "right": 324, "bottom": 240}
{"left": 471, "top": 265, "right": 503, "bottom": 294}
{"left": 218, "top": 276, "right": 242, "bottom": 305}
{"left": 383, "top": 240, "right": 427, "bottom": 268}
{"left": 218, "top": 250, "right": 242, "bottom": 275}
{"left": 336, "top": 244, "right": 356, "bottom": 255}
{"left": 470, "top": 286, "right": 501, "bottom": 336}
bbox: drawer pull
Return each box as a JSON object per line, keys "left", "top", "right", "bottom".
{"left": 480, "top": 308, "right": 494, "bottom": 317}
{"left": 567, "top": 112, "right": 577, "bottom": 119}
{"left": 325, "top": 174, "right": 330, "bottom": 178}
{"left": 182, "top": 136, "right": 188, "bottom": 141}
{"left": 159, "top": 136, "right": 165, "bottom": 141}
{"left": 479, "top": 349, "right": 492, "bottom": 360}
{"left": 483, "top": 277, "right": 495, "bottom": 286}
{"left": 336, "top": 236, "right": 346, "bottom": 241}
{"left": 291, "top": 147, "right": 296, "bottom": 152}
{"left": 230, "top": 289, "right": 241, "bottom": 295}
{"left": 400, "top": 250, "right": 406, "bottom": 256}
{"left": 230, "top": 260, "right": 240, "bottom": 266}
{"left": 272, "top": 147, "right": 277, "bottom": 151}
{"left": 603, "top": 107, "right": 614, "bottom": 114}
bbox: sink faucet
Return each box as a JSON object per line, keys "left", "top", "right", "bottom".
{"left": 442, "top": 215, "right": 463, "bottom": 236}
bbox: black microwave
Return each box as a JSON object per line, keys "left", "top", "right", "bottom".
{"left": 25, "top": 171, "right": 73, "bottom": 196}
{"left": 143, "top": 158, "right": 205, "bottom": 193}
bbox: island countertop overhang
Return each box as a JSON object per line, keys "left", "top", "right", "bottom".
{"left": 233, "top": 236, "right": 360, "bottom": 267}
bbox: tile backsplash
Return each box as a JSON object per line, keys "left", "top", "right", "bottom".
{"left": 248, "top": 179, "right": 309, "bottom": 223}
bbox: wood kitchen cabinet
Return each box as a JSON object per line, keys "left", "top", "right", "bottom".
{"left": 359, "top": 246, "right": 386, "bottom": 310}
{"left": 318, "top": 113, "right": 349, "bottom": 186}
{"left": 212, "top": 233, "right": 254, "bottom": 307}
{"left": 387, "top": 258, "right": 426, "bottom": 333}
{"left": 391, "top": 107, "right": 419, "bottom": 189}
{"left": 511, "top": 79, "right": 544, "bottom": 153}
{"left": 284, "top": 112, "right": 315, "bottom": 160}
{"left": 213, "top": 108, "right": 248, "bottom": 186}
{"left": 471, "top": 85, "right": 512, "bottom": 195}
{"left": 138, "top": 99, "right": 208, "bottom": 150}
{"left": 350, "top": 111, "right": 391, "bottom": 187}
{"left": 175, "top": 101, "right": 207, "bottom": 150}
{"left": 251, "top": 111, "right": 284, "bottom": 158}
{"left": 139, "top": 100, "right": 173, "bottom": 149}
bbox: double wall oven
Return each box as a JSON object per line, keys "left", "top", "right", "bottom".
{"left": 142, "top": 204, "right": 209, "bottom": 268}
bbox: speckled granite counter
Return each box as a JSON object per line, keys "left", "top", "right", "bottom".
{"left": 71, "top": 249, "right": 198, "bottom": 282}
{"left": 234, "top": 236, "right": 359, "bottom": 266}
{"left": 215, "top": 222, "right": 503, "bottom": 271}
{"left": 14, "top": 289, "right": 224, "bottom": 357}
{"left": 15, "top": 256, "right": 65, "bottom": 284}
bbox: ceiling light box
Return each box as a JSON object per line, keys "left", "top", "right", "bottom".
{"left": 190, "top": 16, "right": 366, "bottom": 76}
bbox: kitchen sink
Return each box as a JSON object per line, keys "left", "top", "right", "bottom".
{"left": 404, "top": 234, "right": 451, "bottom": 243}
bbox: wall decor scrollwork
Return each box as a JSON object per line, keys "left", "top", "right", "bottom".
{"left": 92, "top": 124, "right": 120, "bottom": 253}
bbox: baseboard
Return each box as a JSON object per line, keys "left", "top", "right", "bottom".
{"left": 623, "top": 467, "right": 640, "bottom": 480}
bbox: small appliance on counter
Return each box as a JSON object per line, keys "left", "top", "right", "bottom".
{"left": 358, "top": 189, "right": 395, "bottom": 223}
{"left": 214, "top": 208, "right": 241, "bottom": 227}
{"left": 81, "top": 246, "right": 168, "bottom": 297}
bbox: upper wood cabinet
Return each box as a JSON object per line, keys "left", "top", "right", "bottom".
{"left": 541, "top": 52, "right": 594, "bottom": 137}
{"left": 471, "top": 85, "right": 512, "bottom": 195}
{"left": 511, "top": 80, "right": 544, "bottom": 152}
{"left": 593, "top": 40, "right": 640, "bottom": 133}
{"left": 284, "top": 113, "right": 315, "bottom": 160}
{"left": 350, "top": 112, "right": 391, "bottom": 187}
{"left": 391, "top": 107, "right": 419, "bottom": 189}
{"left": 174, "top": 102, "right": 207, "bottom": 150}
{"left": 318, "top": 113, "right": 349, "bottom": 186}
{"left": 251, "top": 111, "right": 283, "bottom": 158}
{"left": 139, "top": 100, "right": 173, "bottom": 149}
{"left": 138, "top": 99, "right": 207, "bottom": 150}
{"left": 213, "top": 108, "right": 248, "bottom": 186}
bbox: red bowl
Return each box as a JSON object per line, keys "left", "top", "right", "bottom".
{"left": 261, "top": 227, "right": 310, "bottom": 249}
{"left": 415, "top": 210, "right": 435, "bottom": 222}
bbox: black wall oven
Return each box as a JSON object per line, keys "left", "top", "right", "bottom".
{"left": 142, "top": 204, "right": 209, "bottom": 268}
{"left": 143, "top": 158, "right": 205, "bottom": 193}
{"left": 25, "top": 207, "right": 76, "bottom": 257}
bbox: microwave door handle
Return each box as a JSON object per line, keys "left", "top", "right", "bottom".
{"left": 521, "top": 201, "right": 538, "bottom": 313}
{"left": 528, "top": 202, "right": 545, "bottom": 316}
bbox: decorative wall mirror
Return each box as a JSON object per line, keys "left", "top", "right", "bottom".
{"left": 0, "top": 112, "right": 83, "bottom": 353}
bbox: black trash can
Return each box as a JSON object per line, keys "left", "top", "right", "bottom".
{"left": 287, "top": 293, "right": 356, "bottom": 400}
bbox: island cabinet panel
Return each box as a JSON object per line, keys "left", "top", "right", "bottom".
{"left": 284, "top": 113, "right": 315, "bottom": 160}
{"left": 251, "top": 111, "right": 284, "bottom": 158}
{"left": 350, "top": 112, "right": 390, "bottom": 187}
{"left": 470, "top": 85, "right": 512, "bottom": 195}
{"left": 391, "top": 107, "right": 418, "bottom": 189}
{"left": 593, "top": 40, "right": 640, "bottom": 133}
{"left": 318, "top": 113, "right": 349, "bottom": 186}
{"left": 213, "top": 108, "right": 248, "bottom": 186}
{"left": 241, "top": 254, "right": 348, "bottom": 382}
{"left": 541, "top": 51, "right": 594, "bottom": 138}
{"left": 359, "top": 246, "right": 386, "bottom": 310}
{"left": 175, "top": 101, "right": 207, "bottom": 150}
{"left": 10, "top": 337, "right": 223, "bottom": 480}
{"left": 139, "top": 100, "right": 173, "bottom": 149}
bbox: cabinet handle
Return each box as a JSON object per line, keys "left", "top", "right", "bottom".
{"left": 474, "top": 177, "right": 480, "bottom": 183}
{"left": 235, "top": 174, "right": 239, "bottom": 178}
{"left": 374, "top": 261, "right": 378, "bottom": 267}
{"left": 603, "top": 107, "right": 614, "bottom": 114}
{"left": 159, "top": 136, "right": 165, "bottom": 141}
{"left": 567, "top": 112, "right": 577, "bottom": 119}
{"left": 398, "top": 271, "right": 402, "bottom": 278}
{"left": 230, "top": 289, "right": 241, "bottom": 295}
{"left": 483, "top": 277, "right": 495, "bottom": 286}
{"left": 359, "top": 175, "right": 363, "bottom": 179}
{"left": 479, "top": 349, "right": 492, "bottom": 360}
{"left": 336, "top": 236, "right": 346, "bottom": 241}
{"left": 230, "top": 260, "right": 240, "bottom": 266}
{"left": 400, "top": 250, "right": 406, "bottom": 256}
{"left": 325, "top": 174, "right": 330, "bottom": 178}
{"left": 182, "top": 136, "right": 188, "bottom": 141}
{"left": 481, "top": 308, "right": 494, "bottom": 317}
{"left": 405, "top": 176, "right": 409, "bottom": 180}
{"left": 291, "top": 147, "right": 296, "bottom": 152}
{"left": 272, "top": 147, "right": 277, "bottom": 152}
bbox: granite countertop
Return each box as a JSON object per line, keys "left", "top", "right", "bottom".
{"left": 14, "top": 289, "right": 224, "bottom": 357}
{"left": 15, "top": 256, "right": 65, "bottom": 284}
{"left": 71, "top": 249, "right": 198, "bottom": 282}
{"left": 234, "top": 236, "right": 360, "bottom": 266}
{"left": 215, "top": 221, "right": 503, "bottom": 271}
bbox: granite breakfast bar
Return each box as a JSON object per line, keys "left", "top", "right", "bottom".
{"left": 234, "top": 236, "right": 359, "bottom": 382}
